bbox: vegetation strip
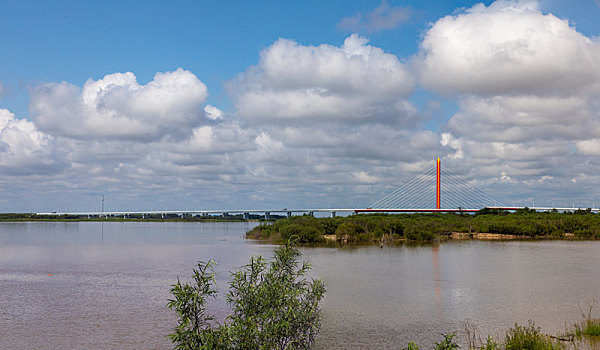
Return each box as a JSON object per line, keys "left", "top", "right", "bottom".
{"left": 246, "top": 209, "right": 600, "bottom": 243}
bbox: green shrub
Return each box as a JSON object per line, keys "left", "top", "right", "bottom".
{"left": 583, "top": 319, "right": 600, "bottom": 336}
{"left": 505, "top": 321, "right": 564, "bottom": 350}
{"left": 482, "top": 335, "right": 500, "bottom": 350}
{"left": 335, "top": 221, "right": 366, "bottom": 242}
{"left": 404, "top": 226, "right": 436, "bottom": 241}
{"left": 404, "top": 341, "right": 420, "bottom": 350}
{"left": 167, "top": 239, "right": 326, "bottom": 349}
{"left": 434, "top": 333, "right": 460, "bottom": 350}
{"left": 298, "top": 226, "right": 325, "bottom": 243}
{"left": 575, "top": 318, "right": 600, "bottom": 337}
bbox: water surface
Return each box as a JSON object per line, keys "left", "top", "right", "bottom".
{"left": 1, "top": 222, "right": 599, "bottom": 349}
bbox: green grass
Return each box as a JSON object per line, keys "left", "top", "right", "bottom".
{"left": 575, "top": 318, "right": 600, "bottom": 337}
{"left": 584, "top": 319, "right": 600, "bottom": 336}
{"left": 504, "top": 321, "right": 564, "bottom": 350}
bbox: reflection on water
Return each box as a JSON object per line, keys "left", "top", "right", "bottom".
{"left": 432, "top": 244, "right": 442, "bottom": 316}
{"left": 1, "top": 222, "right": 600, "bottom": 349}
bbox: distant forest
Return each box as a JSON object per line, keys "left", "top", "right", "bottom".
{"left": 246, "top": 208, "right": 600, "bottom": 243}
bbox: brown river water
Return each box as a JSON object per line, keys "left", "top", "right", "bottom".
{"left": 1, "top": 221, "right": 600, "bottom": 349}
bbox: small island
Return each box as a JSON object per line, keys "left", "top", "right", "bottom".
{"left": 246, "top": 208, "right": 600, "bottom": 244}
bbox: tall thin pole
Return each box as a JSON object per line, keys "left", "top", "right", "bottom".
{"left": 436, "top": 158, "right": 441, "bottom": 209}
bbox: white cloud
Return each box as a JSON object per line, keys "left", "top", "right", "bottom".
{"left": 231, "top": 34, "right": 416, "bottom": 125}
{"left": 338, "top": 2, "right": 412, "bottom": 32}
{"left": 1, "top": 69, "right": 262, "bottom": 211}
{"left": 204, "top": 104, "right": 223, "bottom": 120}
{"left": 30, "top": 68, "right": 208, "bottom": 141}
{"left": 254, "top": 132, "right": 286, "bottom": 161}
{"left": 350, "top": 171, "right": 381, "bottom": 184}
{"left": 417, "top": 0, "right": 600, "bottom": 96}
{"left": 0, "top": 109, "right": 63, "bottom": 175}
{"left": 447, "top": 95, "right": 600, "bottom": 143}
{"left": 576, "top": 140, "right": 600, "bottom": 155}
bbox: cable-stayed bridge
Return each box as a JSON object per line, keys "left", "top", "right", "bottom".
{"left": 370, "top": 158, "right": 501, "bottom": 211}
{"left": 36, "top": 159, "right": 600, "bottom": 217}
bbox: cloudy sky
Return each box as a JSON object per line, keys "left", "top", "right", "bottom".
{"left": 1, "top": 0, "right": 600, "bottom": 212}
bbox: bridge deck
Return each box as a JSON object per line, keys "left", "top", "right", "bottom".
{"left": 35, "top": 207, "right": 600, "bottom": 216}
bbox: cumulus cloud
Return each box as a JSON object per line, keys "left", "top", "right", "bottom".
{"left": 30, "top": 68, "right": 209, "bottom": 141}
{"left": 576, "top": 140, "right": 600, "bottom": 155}
{"left": 438, "top": 94, "right": 600, "bottom": 205}
{"left": 204, "top": 104, "right": 223, "bottom": 120}
{"left": 0, "top": 109, "right": 64, "bottom": 175}
{"left": 446, "top": 95, "right": 600, "bottom": 143}
{"left": 0, "top": 68, "right": 269, "bottom": 211}
{"left": 412, "top": 0, "right": 600, "bottom": 206}
{"left": 338, "top": 2, "right": 412, "bottom": 32}
{"left": 231, "top": 34, "right": 416, "bottom": 125}
{"left": 417, "top": 0, "right": 600, "bottom": 96}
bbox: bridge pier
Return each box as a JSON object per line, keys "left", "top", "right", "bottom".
{"left": 287, "top": 211, "right": 292, "bottom": 218}
{"left": 330, "top": 211, "right": 336, "bottom": 218}
{"left": 265, "top": 212, "right": 271, "bottom": 220}
{"left": 243, "top": 212, "right": 249, "bottom": 220}
{"left": 308, "top": 211, "right": 314, "bottom": 217}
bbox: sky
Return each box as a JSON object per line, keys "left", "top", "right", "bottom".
{"left": 1, "top": 0, "right": 600, "bottom": 212}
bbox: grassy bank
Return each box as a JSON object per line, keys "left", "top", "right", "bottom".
{"left": 246, "top": 209, "right": 600, "bottom": 243}
{"left": 408, "top": 317, "right": 600, "bottom": 350}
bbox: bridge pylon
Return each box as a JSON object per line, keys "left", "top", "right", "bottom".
{"left": 436, "top": 157, "right": 441, "bottom": 210}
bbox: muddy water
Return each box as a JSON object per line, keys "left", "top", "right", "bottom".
{"left": 1, "top": 222, "right": 599, "bottom": 349}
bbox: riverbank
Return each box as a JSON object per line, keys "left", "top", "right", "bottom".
{"left": 412, "top": 317, "right": 600, "bottom": 350}
{"left": 246, "top": 210, "right": 600, "bottom": 243}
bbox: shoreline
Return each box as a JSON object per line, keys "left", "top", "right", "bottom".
{"left": 251, "top": 232, "right": 582, "bottom": 245}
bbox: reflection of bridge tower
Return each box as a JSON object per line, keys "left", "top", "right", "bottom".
{"left": 371, "top": 159, "right": 501, "bottom": 210}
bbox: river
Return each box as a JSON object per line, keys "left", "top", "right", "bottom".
{"left": 1, "top": 221, "right": 599, "bottom": 349}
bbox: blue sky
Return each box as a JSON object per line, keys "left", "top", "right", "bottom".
{"left": 1, "top": 0, "right": 600, "bottom": 212}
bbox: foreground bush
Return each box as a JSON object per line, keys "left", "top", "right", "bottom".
{"left": 167, "top": 239, "right": 326, "bottom": 349}
{"left": 504, "top": 321, "right": 563, "bottom": 350}
{"left": 402, "top": 333, "right": 460, "bottom": 350}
